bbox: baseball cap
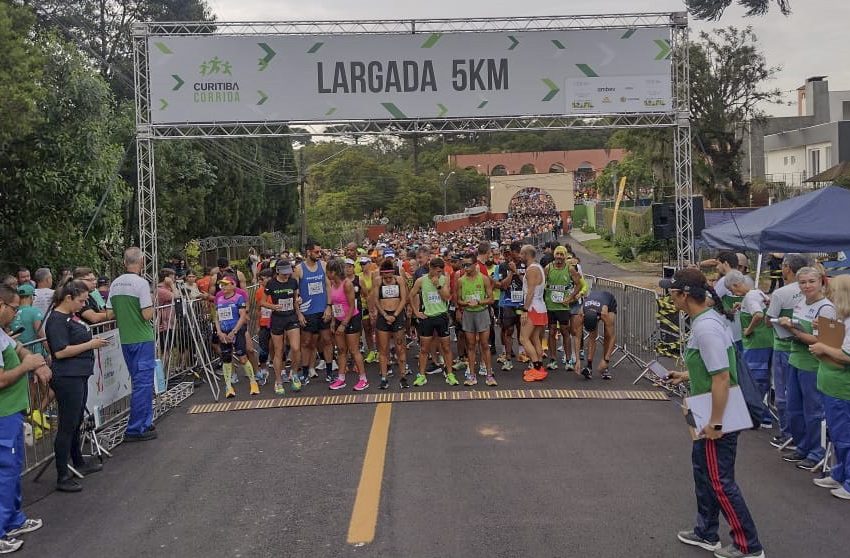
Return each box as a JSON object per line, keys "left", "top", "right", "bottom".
{"left": 658, "top": 268, "right": 709, "bottom": 295}
{"left": 583, "top": 310, "right": 599, "bottom": 332}
{"left": 97, "top": 276, "right": 109, "bottom": 287}
{"left": 384, "top": 250, "right": 396, "bottom": 258}
{"left": 344, "top": 258, "right": 355, "bottom": 266}
{"left": 217, "top": 275, "right": 236, "bottom": 286}
{"left": 16, "top": 283, "right": 34, "bottom": 297}
{"left": 275, "top": 260, "right": 293, "bottom": 274}
{"left": 553, "top": 246, "right": 568, "bottom": 257}
{"left": 358, "top": 256, "right": 371, "bottom": 264}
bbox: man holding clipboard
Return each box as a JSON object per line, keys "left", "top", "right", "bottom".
{"left": 660, "top": 269, "right": 765, "bottom": 558}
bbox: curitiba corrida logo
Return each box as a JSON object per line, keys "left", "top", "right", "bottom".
{"left": 194, "top": 57, "right": 240, "bottom": 103}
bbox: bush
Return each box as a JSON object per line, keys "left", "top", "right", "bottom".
{"left": 600, "top": 230, "right": 613, "bottom": 242}
{"left": 614, "top": 235, "right": 638, "bottom": 262}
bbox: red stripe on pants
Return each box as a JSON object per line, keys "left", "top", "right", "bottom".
{"left": 706, "top": 439, "right": 748, "bottom": 554}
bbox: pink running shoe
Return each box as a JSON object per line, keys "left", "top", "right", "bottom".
{"left": 354, "top": 378, "right": 369, "bottom": 391}
{"left": 329, "top": 378, "right": 347, "bottom": 390}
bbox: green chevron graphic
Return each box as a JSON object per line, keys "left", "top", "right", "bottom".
{"left": 655, "top": 39, "right": 672, "bottom": 60}
{"left": 258, "top": 43, "right": 276, "bottom": 71}
{"left": 171, "top": 74, "right": 184, "bottom": 91}
{"left": 541, "top": 79, "right": 560, "bottom": 102}
{"left": 551, "top": 39, "right": 566, "bottom": 50}
{"left": 257, "top": 90, "right": 269, "bottom": 105}
{"left": 507, "top": 35, "right": 519, "bottom": 50}
{"left": 325, "top": 107, "right": 337, "bottom": 116}
{"left": 308, "top": 42, "right": 324, "bottom": 54}
{"left": 477, "top": 100, "right": 489, "bottom": 109}
{"left": 154, "top": 42, "right": 172, "bottom": 55}
{"left": 576, "top": 64, "right": 599, "bottom": 77}
{"left": 621, "top": 29, "right": 636, "bottom": 39}
{"left": 421, "top": 34, "right": 442, "bottom": 48}
{"left": 159, "top": 99, "right": 168, "bottom": 110}
{"left": 381, "top": 102, "right": 407, "bottom": 119}
{"left": 437, "top": 103, "right": 448, "bottom": 117}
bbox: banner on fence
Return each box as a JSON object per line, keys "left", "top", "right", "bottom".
{"left": 87, "top": 330, "right": 131, "bottom": 427}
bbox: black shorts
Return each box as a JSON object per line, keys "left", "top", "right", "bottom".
{"left": 500, "top": 306, "right": 520, "bottom": 328}
{"left": 271, "top": 314, "right": 300, "bottom": 335}
{"left": 220, "top": 326, "right": 247, "bottom": 362}
{"left": 376, "top": 310, "right": 407, "bottom": 333}
{"left": 303, "top": 312, "right": 330, "bottom": 334}
{"left": 333, "top": 313, "right": 363, "bottom": 335}
{"left": 547, "top": 310, "right": 573, "bottom": 326}
{"left": 417, "top": 313, "right": 450, "bottom": 338}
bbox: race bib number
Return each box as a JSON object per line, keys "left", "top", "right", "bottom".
{"left": 217, "top": 306, "right": 234, "bottom": 322}
{"left": 382, "top": 285, "right": 400, "bottom": 299}
{"left": 426, "top": 291, "right": 441, "bottom": 304}
{"left": 332, "top": 304, "right": 345, "bottom": 319}
{"left": 278, "top": 298, "right": 294, "bottom": 312}
{"left": 464, "top": 293, "right": 480, "bottom": 304}
{"left": 307, "top": 281, "right": 324, "bottom": 296}
{"left": 550, "top": 291, "right": 565, "bottom": 304}
{"left": 260, "top": 307, "right": 272, "bottom": 319}
{"left": 510, "top": 290, "right": 524, "bottom": 303}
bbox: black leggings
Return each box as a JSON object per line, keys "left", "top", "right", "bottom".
{"left": 51, "top": 376, "right": 88, "bottom": 479}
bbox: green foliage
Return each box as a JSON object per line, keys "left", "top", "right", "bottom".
{"left": 593, "top": 155, "right": 658, "bottom": 199}
{"left": 601, "top": 208, "right": 652, "bottom": 237}
{"left": 686, "top": 0, "right": 792, "bottom": 21}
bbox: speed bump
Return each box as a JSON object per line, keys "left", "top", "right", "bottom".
{"left": 188, "top": 388, "right": 668, "bottom": 415}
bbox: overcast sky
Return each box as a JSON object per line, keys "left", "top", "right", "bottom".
{"left": 206, "top": 0, "right": 848, "bottom": 117}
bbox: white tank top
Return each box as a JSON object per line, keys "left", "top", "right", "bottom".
{"left": 523, "top": 263, "right": 547, "bottom": 313}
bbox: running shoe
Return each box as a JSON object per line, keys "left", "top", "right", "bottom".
{"left": 332, "top": 360, "right": 339, "bottom": 372}
{"left": 387, "top": 366, "right": 394, "bottom": 377}
{"left": 497, "top": 353, "right": 508, "bottom": 364}
{"left": 400, "top": 376, "right": 410, "bottom": 389}
{"left": 354, "top": 378, "right": 369, "bottom": 391}
{"left": 290, "top": 375, "right": 302, "bottom": 392}
{"left": 0, "top": 537, "right": 23, "bottom": 554}
{"left": 256, "top": 368, "right": 269, "bottom": 386}
{"left": 309, "top": 368, "right": 318, "bottom": 378}
{"left": 413, "top": 374, "right": 427, "bottom": 387}
{"left": 517, "top": 352, "right": 531, "bottom": 363}
{"left": 445, "top": 372, "right": 460, "bottom": 386}
{"left": 831, "top": 487, "right": 850, "bottom": 500}
{"left": 463, "top": 370, "right": 477, "bottom": 386}
{"left": 601, "top": 370, "right": 612, "bottom": 381}
{"left": 282, "top": 371, "right": 291, "bottom": 383}
{"left": 546, "top": 358, "right": 559, "bottom": 371}
{"left": 249, "top": 380, "right": 260, "bottom": 396}
{"left": 365, "top": 350, "right": 379, "bottom": 364}
{"left": 379, "top": 377, "right": 389, "bottom": 390}
{"left": 325, "top": 371, "right": 334, "bottom": 383}
{"left": 436, "top": 355, "right": 445, "bottom": 366}
{"left": 782, "top": 452, "right": 805, "bottom": 463}
{"left": 676, "top": 530, "right": 721, "bottom": 552}
{"left": 274, "top": 383, "right": 285, "bottom": 396}
{"left": 329, "top": 378, "right": 347, "bottom": 390}
{"left": 581, "top": 367, "right": 592, "bottom": 380}
{"left": 501, "top": 360, "right": 514, "bottom": 371}
{"left": 316, "top": 359, "right": 327, "bottom": 371}
{"left": 796, "top": 459, "right": 820, "bottom": 471}
{"left": 300, "top": 374, "right": 310, "bottom": 386}
{"left": 5, "top": 519, "right": 43, "bottom": 538}
{"left": 566, "top": 357, "right": 575, "bottom": 371}
{"left": 714, "top": 544, "right": 765, "bottom": 558}
{"left": 579, "top": 350, "right": 586, "bottom": 361}
{"left": 770, "top": 435, "right": 793, "bottom": 449}
{"left": 485, "top": 375, "right": 498, "bottom": 387}
{"left": 479, "top": 363, "right": 487, "bottom": 376}
{"left": 426, "top": 363, "right": 443, "bottom": 375}
{"left": 813, "top": 476, "right": 842, "bottom": 489}
{"left": 523, "top": 367, "right": 548, "bottom": 382}
{"left": 225, "top": 386, "right": 236, "bottom": 398}
{"left": 452, "top": 359, "right": 468, "bottom": 371}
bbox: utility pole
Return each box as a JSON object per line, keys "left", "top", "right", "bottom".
{"left": 299, "top": 148, "right": 306, "bottom": 252}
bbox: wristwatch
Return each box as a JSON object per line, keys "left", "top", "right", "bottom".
{"left": 711, "top": 424, "right": 723, "bottom": 431}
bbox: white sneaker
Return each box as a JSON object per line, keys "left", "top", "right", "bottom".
{"left": 332, "top": 360, "right": 339, "bottom": 371}
{"left": 0, "top": 537, "right": 23, "bottom": 554}
{"left": 831, "top": 486, "right": 850, "bottom": 500}
{"left": 5, "top": 518, "right": 42, "bottom": 538}
{"left": 315, "top": 360, "right": 327, "bottom": 371}
{"left": 309, "top": 367, "right": 318, "bottom": 378}
{"left": 813, "top": 476, "right": 842, "bottom": 489}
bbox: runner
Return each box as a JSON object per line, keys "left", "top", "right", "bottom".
{"left": 294, "top": 242, "right": 334, "bottom": 382}
{"left": 356, "top": 256, "right": 378, "bottom": 365}
{"left": 519, "top": 245, "right": 548, "bottom": 382}
{"left": 253, "top": 268, "right": 274, "bottom": 387}
{"left": 496, "top": 242, "right": 527, "bottom": 371}
{"left": 582, "top": 290, "right": 618, "bottom": 380}
{"left": 456, "top": 253, "right": 496, "bottom": 386}
{"left": 370, "top": 260, "right": 410, "bottom": 390}
{"left": 214, "top": 276, "right": 258, "bottom": 398}
{"left": 409, "top": 258, "right": 454, "bottom": 388}
{"left": 262, "top": 261, "right": 303, "bottom": 395}
{"left": 543, "top": 246, "right": 583, "bottom": 372}
{"left": 327, "top": 259, "right": 368, "bottom": 391}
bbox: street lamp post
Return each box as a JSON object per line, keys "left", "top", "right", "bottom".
{"left": 441, "top": 170, "right": 455, "bottom": 216}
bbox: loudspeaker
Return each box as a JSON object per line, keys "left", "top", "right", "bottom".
{"left": 652, "top": 197, "right": 706, "bottom": 240}
{"left": 652, "top": 203, "right": 675, "bottom": 240}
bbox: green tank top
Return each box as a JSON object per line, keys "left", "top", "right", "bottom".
{"left": 544, "top": 264, "right": 572, "bottom": 311}
{"left": 488, "top": 265, "right": 500, "bottom": 302}
{"left": 421, "top": 275, "right": 448, "bottom": 317}
{"left": 459, "top": 273, "right": 486, "bottom": 312}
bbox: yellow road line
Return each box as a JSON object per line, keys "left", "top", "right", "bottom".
{"left": 347, "top": 403, "right": 392, "bottom": 545}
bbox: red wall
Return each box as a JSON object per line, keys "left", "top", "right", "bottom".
{"left": 366, "top": 225, "right": 387, "bottom": 241}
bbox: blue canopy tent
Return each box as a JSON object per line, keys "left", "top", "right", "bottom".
{"left": 700, "top": 186, "right": 850, "bottom": 253}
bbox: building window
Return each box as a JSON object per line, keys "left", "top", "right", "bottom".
{"left": 825, "top": 146, "right": 832, "bottom": 167}
{"left": 810, "top": 149, "right": 821, "bottom": 176}
{"left": 790, "top": 156, "right": 796, "bottom": 165}
{"left": 843, "top": 100, "right": 850, "bottom": 120}
{"left": 783, "top": 156, "right": 788, "bottom": 166}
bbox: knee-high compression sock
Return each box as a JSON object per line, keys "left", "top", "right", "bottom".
{"left": 223, "top": 363, "right": 233, "bottom": 388}
{"left": 241, "top": 360, "right": 256, "bottom": 381}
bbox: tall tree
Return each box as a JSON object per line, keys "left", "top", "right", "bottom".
{"left": 686, "top": 0, "right": 792, "bottom": 20}
{"left": 0, "top": 2, "right": 44, "bottom": 151}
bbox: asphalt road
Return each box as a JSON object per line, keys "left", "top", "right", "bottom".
{"left": 18, "top": 359, "right": 847, "bottom": 558}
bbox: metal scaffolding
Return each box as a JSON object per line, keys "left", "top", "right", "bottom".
{"left": 132, "top": 12, "right": 694, "bottom": 282}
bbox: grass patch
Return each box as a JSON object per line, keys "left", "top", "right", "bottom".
{"left": 583, "top": 238, "right": 620, "bottom": 262}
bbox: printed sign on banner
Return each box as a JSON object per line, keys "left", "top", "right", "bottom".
{"left": 147, "top": 28, "right": 673, "bottom": 124}
{"left": 87, "top": 329, "right": 132, "bottom": 427}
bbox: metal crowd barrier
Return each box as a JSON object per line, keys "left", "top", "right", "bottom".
{"left": 20, "top": 295, "right": 216, "bottom": 476}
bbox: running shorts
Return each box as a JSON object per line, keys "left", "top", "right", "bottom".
{"left": 417, "top": 313, "right": 450, "bottom": 338}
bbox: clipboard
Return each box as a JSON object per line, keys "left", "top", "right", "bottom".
{"left": 682, "top": 386, "right": 753, "bottom": 440}
{"left": 817, "top": 316, "right": 846, "bottom": 368}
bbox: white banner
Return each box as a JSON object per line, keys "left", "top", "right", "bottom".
{"left": 87, "top": 330, "right": 132, "bottom": 421}
{"left": 147, "top": 28, "right": 672, "bottom": 124}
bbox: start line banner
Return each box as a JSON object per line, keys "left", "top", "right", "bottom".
{"left": 147, "top": 28, "right": 673, "bottom": 124}
{"left": 87, "top": 329, "right": 132, "bottom": 426}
